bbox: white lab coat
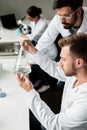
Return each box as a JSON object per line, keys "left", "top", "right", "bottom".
{"left": 26, "top": 17, "right": 58, "bottom": 60}
{"left": 23, "top": 51, "right": 87, "bottom": 130}
{"left": 27, "top": 17, "right": 48, "bottom": 43}
{"left": 36, "top": 7, "right": 87, "bottom": 60}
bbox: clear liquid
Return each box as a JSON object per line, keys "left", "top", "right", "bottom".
{"left": 14, "top": 66, "right": 31, "bottom": 74}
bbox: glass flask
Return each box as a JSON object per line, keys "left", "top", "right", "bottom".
{"left": 13, "top": 46, "right": 31, "bottom": 75}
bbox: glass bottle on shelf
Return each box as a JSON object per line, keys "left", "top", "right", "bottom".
{"left": 13, "top": 46, "right": 31, "bottom": 75}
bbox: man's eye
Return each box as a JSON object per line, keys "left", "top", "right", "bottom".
{"left": 63, "top": 14, "right": 70, "bottom": 17}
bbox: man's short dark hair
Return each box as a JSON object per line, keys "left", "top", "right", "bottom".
{"left": 58, "top": 33, "right": 87, "bottom": 64}
{"left": 53, "top": 0, "right": 83, "bottom": 10}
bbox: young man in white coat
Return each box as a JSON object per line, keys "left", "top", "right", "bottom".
{"left": 35, "top": 0, "right": 87, "bottom": 93}
{"left": 36, "top": 0, "right": 87, "bottom": 53}
{"left": 17, "top": 33, "right": 87, "bottom": 130}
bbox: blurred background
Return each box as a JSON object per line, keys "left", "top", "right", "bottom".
{"left": 0, "top": 0, "right": 87, "bottom": 20}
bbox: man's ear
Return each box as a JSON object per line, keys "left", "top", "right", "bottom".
{"left": 76, "top": 7, "right": 82, "bottom": 15}
{"left": 76, "top": 58, "right": 84, "bottom": 68}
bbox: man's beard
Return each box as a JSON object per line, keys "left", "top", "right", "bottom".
{"left": 62, "top": 23, "right": 74, "bottom": 29}
{"left": 64, "top": 63, "right": 77, "bottom": 77}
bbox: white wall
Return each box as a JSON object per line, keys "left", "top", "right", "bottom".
{"left": 0, "top": 0, "right": 87, "bottom": 20}
{"left": 0, "top": 0, "right": 55, "bottom": 20}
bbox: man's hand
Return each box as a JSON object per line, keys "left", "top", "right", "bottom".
{"left": 16, "top": 74, "right": 34, "bottom": 92}
{"left": 21, "top": 40, "right": 37, "bottom": 54}
{"left": 22, "top": 34, "right": 28, "bottom": 38}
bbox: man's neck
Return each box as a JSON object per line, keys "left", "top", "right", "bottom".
{"left": 74, "top": 72, "right": 87, "bottom": 88}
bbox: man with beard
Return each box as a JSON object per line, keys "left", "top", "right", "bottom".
{"left": 33, "top": 0, "right": 87, "bottom": 93}
{"left": 36, "top": 0, "right": 86, "bottom": 54}
{"left": 16, "top": 33, "right": 87, "bottom": 130}
{"left": 22, "top": 0, "right": 87, "bottom": 129}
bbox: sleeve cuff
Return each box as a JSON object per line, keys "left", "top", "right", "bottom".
{"left": 22, "top": 89, "right": 40, "bottom": 107}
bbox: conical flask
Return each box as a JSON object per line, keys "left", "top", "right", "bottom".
{"left": 13, "top": 46, "right": 31, "bottom": 75}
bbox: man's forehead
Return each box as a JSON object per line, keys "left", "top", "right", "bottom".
{"left": 56, "top": 6, "right": 73, "bottom": 13}
{"left": 60, "top": 46, "right": 70, "bottom": 55}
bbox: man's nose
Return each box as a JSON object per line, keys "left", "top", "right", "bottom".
{"left": 59, "top": 59, "right": 63, "bottom": 67}
{"left": 60, "top": 17, "right": 66, "bottom": 23}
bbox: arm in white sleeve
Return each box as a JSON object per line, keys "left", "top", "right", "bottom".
{"left": 26, "top": 51, "right": 66, "bottom": 81}
{"left": 23, "top": 87, "right": 87, "bottom": 130}
{"left": 36, "top": 15, "right": 60, "bottom": 51}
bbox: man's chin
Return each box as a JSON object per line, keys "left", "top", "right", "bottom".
{"left": 63, "top": 24, "right": 73, "bottom": 29}
{"left": 63, "top": 25, "right": 70, "bottom": 29}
